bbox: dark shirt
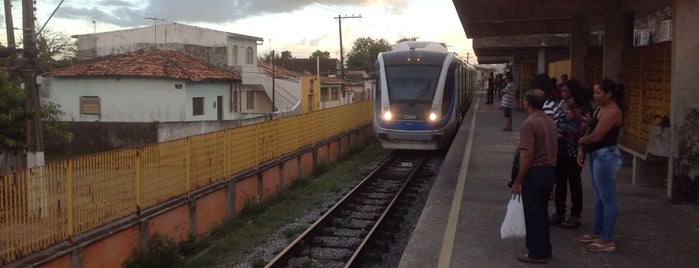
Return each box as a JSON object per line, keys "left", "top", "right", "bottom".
{"left": 586, "top": 109, "right": 620, "bottom": 152}
{"left": 519, "top": 111, "right": 558, "bottom": 167}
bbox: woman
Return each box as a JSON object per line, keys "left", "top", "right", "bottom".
{"left": 549, "top": 79, "right": 591, "bottom": 228}
{"left": 575, "top": 78, "right": 623, "bottom": 252}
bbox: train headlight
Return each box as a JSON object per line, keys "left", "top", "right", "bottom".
{"left": 428, "top": 112, "right": 438, "bottom": 121}
{"left": 383, "top": 111, "right": 393, "bottom": 120}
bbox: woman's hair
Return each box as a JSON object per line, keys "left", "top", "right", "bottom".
{"left": 528, "top": 73, "right": 554, "bottom": 98}
{"left": 565, "top": 79, "right": 592, "bottom": 112}
{"left": 597, "top": 78, "right": 625, "bottom": 109}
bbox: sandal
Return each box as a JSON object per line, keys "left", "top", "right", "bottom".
{"left": 561, "top": 217, "right": 582, "bottom": 229}
{"left": 575, "top": 233, "right": 599, "bottom": 242}
{"left": 517, "top": 254, "right": 548, "bottom": 264}
{"left": 585, "top": 240, "right": 616, "bottom": 252}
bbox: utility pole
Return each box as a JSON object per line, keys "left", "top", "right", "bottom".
{"left": 22, "top": 0, "right": 44, "bottom": 168}
{"left": 4, "top": 0, "right": 16, "bottom": 69}
{"left": 334, "top": 14, "right": 361, "bottom": 80}
{"left": 271, "top": 50, "right": 276, "bottom": 112}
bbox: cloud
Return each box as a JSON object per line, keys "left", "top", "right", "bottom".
{"left": 51, "top": 0, "right": 410, "bottom": 27}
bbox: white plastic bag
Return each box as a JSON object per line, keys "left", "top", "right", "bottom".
{"left": 500, "top": 194, "right": 526, "bottom": 239}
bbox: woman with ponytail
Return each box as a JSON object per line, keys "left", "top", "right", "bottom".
{"left": 574, "top": 78, "right": 623, "bottom": 252}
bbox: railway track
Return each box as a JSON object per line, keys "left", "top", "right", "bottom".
{"left": 265, "top": 150, "right": 444, "bottom": 268}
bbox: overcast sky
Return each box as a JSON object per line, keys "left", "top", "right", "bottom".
{"left": 2, "top": 0, "right": 477, "bottom": 63}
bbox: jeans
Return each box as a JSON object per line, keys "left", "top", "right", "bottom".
{"left": 522, "top": 166, "right": 555, "bottom": 259}
{"left": 589, "top": 145, "right": 622, "bottom": 241}
{"left": 554, "top": 155, "right": 583, "bottom": 219}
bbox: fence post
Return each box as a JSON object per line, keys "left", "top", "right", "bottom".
{"left": 186, "top": 137, "right": 191, "bottom": 197}
{"left": 66, "top": 159, "right": 73, "bottom": 243}
{"left": 135, "top": 148, "right": 141, "bottom": 214}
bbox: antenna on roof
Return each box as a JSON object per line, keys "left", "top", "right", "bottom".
{"left": 145, "top": 17, "right": 166, "bottom": 46}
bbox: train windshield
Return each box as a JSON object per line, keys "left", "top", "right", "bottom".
{"left": 385, "top": 65, "right": 441, "bottom": 101}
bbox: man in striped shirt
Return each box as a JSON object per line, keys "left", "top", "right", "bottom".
{"left": 500, "top": 72, "right": 516, "bottom": 131}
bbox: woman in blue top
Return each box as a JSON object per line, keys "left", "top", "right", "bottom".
{"left": 575, "top": 78, "right": 624, "bottom": 252}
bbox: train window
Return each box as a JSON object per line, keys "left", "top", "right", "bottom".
{"left": 443, "top": 64, "right": 455, "bottom": 113}
{"left": 385, "top": 65, "right": 440, "bottom": 100}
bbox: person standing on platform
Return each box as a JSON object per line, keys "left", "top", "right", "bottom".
{"left": 510, "top": 88, "right": 558, "bottom": 264}
{"left": 500, "top": 73, "right": 516, "bottom": 131}
{"left": 550, "top": 79, "right": 592, "bottom": 228}
{"left": 575, "top": 78, "right": 624, "bottom": 252}
{"left": 486, "top": 72, "right": 495, "bottom": 104}
{"left": 528, "top": 74, "right": 556, "bottom": 119}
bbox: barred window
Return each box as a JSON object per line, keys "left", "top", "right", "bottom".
{"left": 193, "top": 97, "right": 204, "bottom": 116}
{"left": 246, "top": 91, "right": 255, "bottom": 110}
{"left": 331, "top": 87, "right": 340, "bottom": 101}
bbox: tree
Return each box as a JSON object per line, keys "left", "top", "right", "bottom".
{"left": 36, "top": 29, "right": 77, "bottom": 73}
{"left": 396, "top": 36, "right": 418, "bottom": 43}
{"left": 346, "top": 37, "right": 392, "bottom": 73}
{"left": 310, "top": 50, "right": 330, "bottom": 60}
{"left": 0, "top": 73, "right": 72, "bottom": 171}
{"left": 0, "top": 73, "right": 32, "bottom": 153}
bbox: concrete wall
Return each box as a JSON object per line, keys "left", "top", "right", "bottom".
{"left": 76, "top": 23, "right": 230, "bottom": 59}
{"left": 670, "top": 0, "right": 699, "bottom": 203}
{"left": 44, "top": 116, "right": 272, "bottom": 153}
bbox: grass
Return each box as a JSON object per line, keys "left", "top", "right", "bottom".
{"left": 182, "top": 140, "right": 389, "bottom": 267}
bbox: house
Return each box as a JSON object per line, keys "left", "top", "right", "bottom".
{"left": 41, "top": 47, "right": 242, "bottom": 122}
{"left": 277, "top": 51, "right": 342, "bottom": 77}
{"left": 72, "top": 23, "right": 300, "bottom": 114}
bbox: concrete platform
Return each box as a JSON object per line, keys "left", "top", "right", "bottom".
{"left": 399, "top": 90, "right": 699, "bottom": 267}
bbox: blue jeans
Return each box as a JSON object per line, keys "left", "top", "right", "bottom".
{"left": 589, "top": 145, "right": 622, "bottom": 241}
{"left": 522, "top": 166, "right": 555, "bottom": 259}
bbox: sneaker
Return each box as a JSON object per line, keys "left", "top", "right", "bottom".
{"left": 549, "top": 213, "right": 563, "bottom": 225}
{"left": 561, "top": 217, "right": 582, "bottom": 229}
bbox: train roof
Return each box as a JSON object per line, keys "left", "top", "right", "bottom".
{"left": 392, "top": 41, "right": 448, "bottom": 53}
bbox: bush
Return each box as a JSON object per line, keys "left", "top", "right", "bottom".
{"left": 123, "top": 233, "right": 184, "bottom": 268}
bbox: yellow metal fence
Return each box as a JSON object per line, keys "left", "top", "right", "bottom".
{"left": 0, "top": 101, "right": 373, "bottom": 264}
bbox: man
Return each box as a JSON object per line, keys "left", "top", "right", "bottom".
{"left": 500, "top": 73, "right": 516, "bottom": 131}
{"left": 510, "top": 88, "right": 558, "bottom": 263}
{"left": 486, "top": 72, "right": 495, "bottom": 104}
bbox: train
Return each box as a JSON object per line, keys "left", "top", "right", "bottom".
{"left": 373, "top": 41, "right": 477, "bottom": 150}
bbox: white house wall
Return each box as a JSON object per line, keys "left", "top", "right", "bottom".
{"left": 42, "top": 77, "right": 234, "bottom": 122}
{"left": 185, "top": 82, "right": 233, "bottom": 121}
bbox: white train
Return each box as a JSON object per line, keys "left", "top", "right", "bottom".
{"left": 374, "top": 41, "right": 476, "bottom": 150}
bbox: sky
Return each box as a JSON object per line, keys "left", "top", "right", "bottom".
{"left": 2, "top": 0, "right": 478, "bottom": 64}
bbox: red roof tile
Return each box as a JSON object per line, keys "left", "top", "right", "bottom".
{"left": 43, "top": 48, "right": 240, "bottom": 82}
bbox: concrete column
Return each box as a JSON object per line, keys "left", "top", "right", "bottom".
{"left": 570, "top": 18, "right": 587, "bottom": 81}
{"left": 670, "top": 0, "right": 699, "bottom": 203}
{"left": 602, "top": 9, "right": 633, "bottom": 82}
{"left": 537, "top": 48, "right": 546, "bottom": 74}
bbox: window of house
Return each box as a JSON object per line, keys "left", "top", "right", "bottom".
{"left": 246, "top": 47, "right": 254, "bottom": 64}
{"left": 331, "top": 87, "right": 339, "bottom": 101}
{"left": 246, "top": 91, "right": 255, "bottom": 110}
{"left": 321, "top": 87, "right": 330, "bottom": 102}
{"left": 193, "top": 97, "right": 204, "bottom": 116}
{"left": 80, "top": 96, "right": 101, "bottom": 115}
{"left": 232, "top": 45, "right": 238, "bottom": 65}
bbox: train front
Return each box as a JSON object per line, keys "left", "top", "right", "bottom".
{"left": 374, "top": 46, "right": 453, "bottom": 150}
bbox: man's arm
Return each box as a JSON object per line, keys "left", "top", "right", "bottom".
{"left": 511, "top": 147, "right": 533, "bottom": 194}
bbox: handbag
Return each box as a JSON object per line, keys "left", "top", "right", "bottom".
{"left": 500, "top": 194, "right": 526, "bottom": 239}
